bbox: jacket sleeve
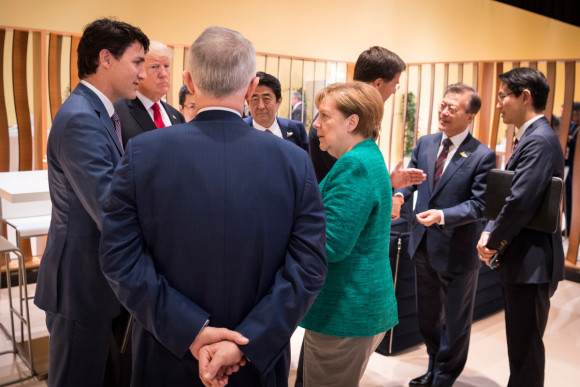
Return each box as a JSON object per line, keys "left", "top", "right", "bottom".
{"left": 441, "top": 149, "right": 496, "bottom": 228}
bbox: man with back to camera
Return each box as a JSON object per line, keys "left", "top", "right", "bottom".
{"left": 178, "top": 84, "right": 197, "bottom": 122}
{"left": 478, "top": 67, "right": 565, "bottom": 387}
{"left": 244, "top": 71, "right": 309, "bottom": 152}
{"left": 99, "top": 26, "right": 328, "bottom": 386}
{"left": 114, "top": 40, "right": 185, "bottom": 147}
{"left": 33, "top": 18, "right": 149, "bottom": 386}
{"left": 396, "top": 83, "right": 496, "bottom": 387}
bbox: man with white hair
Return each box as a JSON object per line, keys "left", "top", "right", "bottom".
{"left": 100, "top": 26, "right": 327, "bottom": 386}
{"left": 114, "top": 40, "right": 185, "bottom": 147}
{"left": 291, "top": 91, "right": 304, "bottom": 123}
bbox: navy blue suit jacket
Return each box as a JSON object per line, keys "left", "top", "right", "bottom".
{"left": 35, "top": 83, "right": 123, "bottom": 320}
{"left": 99, "top": 110, "right": 327, "bottom": 386}
{"left": 244, "top": 116, "right": 309, "bottom": 152}
{"left": 485, "top": 116, "right": 565, "bottom": 284}
{"left": 397, "top": 132, "right": 496, "bottom": 272}
{"left": 114, "top": 97, "right": 185, "bottom": 147}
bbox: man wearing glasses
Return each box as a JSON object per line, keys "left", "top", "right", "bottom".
{"left": 478, "top": 68, "right": 565, "bottom": 387}
{"left": 114, "top": 40, "right": 185, "bottom": 147}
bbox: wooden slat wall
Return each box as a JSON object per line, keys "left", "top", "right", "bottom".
{"left": 13, "top": 30, "right": 32, "bottom": 171}
{"left": 0, "top": 29, "right": 9, "bottom": 172}
{"left": 0, "top": 24, "right": 579, "bottom": 269}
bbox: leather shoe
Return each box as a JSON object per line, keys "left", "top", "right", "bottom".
{"left": 409, "top": 371, "right": 434, "bottom": 386}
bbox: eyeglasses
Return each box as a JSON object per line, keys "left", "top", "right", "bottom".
{"left": 439, "top": 102, "right": 460, "bottom": 115}
{"left": 497, "top": 92, "right": 514, "bottom": 101}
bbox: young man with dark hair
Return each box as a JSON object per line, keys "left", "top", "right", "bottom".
{"left": 178, "top": 84, "right": 196, "bottom": 122}
{"left": 34, "top": 18, "right": 149, "bottom": 386}
{"left": 309, "top": 46, "right": 408, "bottom": 183}
{"left": 244, "top": 71, "right": 309, "bottom": 151}
{"left": 478, "top": 67, "right": 565, "bottom": 387}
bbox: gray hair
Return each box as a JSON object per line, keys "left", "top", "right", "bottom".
{"left": 148, "top": 40, "right": 173, "bottom": 59}
{"left": 291, "top": 91, "right": 302, "bottom": 101}
{"left": 188, "top": 26, "right": 256, "bottom": 98}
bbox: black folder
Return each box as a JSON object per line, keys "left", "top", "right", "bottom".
{"left": 484, "top": 169, "right": 563, "bottom": 234}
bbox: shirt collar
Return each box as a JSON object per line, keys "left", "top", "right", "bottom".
{"left": 516, "top": 114, "right": 544, "bottom": 141}
{"left": 442, "top": 127, "right": 469, "bottom": 148}
{"left": 80, "top": 80, "right": 115, "bottom": 117}
{"left": 197, "top": 107, "right": 242, "bottom": 117}
{"left": 253, "top": 118, "right": 280, "bottom": 132}
{"left": 136, "top": 91, "right": 158, "bottom": 111}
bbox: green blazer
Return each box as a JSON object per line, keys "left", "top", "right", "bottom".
{"left": 301, "top": 138, "right": 398, "bottom": 337}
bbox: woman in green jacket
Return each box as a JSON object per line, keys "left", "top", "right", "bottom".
{"left": 300, "top": 82, "right": 398, "bottom": 386}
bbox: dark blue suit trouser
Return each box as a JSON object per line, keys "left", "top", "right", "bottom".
{"left": 46, "top": 311, "right": 129, "bottom": 387}
{"left": 502, "top": 282, "right": 550, "bottom": 387}
{"left": 414, "top": 238, "right": 479, "bottom": 387}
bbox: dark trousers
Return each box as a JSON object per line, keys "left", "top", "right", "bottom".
{"left": 45, "top": 311, "right": 131, "bottom": 387}
{"left": 414, "top": 240, "right": 479, "bottom": 387}
{"left": 502, "top": 282, "right": 550, "bottom": 387}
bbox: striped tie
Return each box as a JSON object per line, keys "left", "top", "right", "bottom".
{"left": 433, "top": 138, "right": 452, "bottom": 189}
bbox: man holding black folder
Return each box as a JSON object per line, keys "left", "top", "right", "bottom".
{"left": 477, "top": 67, "right": 565, "bottom": 387}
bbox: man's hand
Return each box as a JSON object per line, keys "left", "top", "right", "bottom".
{"left": 198, "top": 341, "right": 247, "bottom": 387}
{"left": 390, "top": 161, "right": 426, "bottom": 189}
{"left": 477, "top": 231, "right": 497, "bottom": 266}
{"left": 190, "top": 327, "right": 249, "bottom": 360}
{"left": 416, "top": 209, "right": 441, "bottom": 227}
{"left": 392, "top": 195, "right": 404, "bottom": 220}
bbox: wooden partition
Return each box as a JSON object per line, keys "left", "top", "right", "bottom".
{"left": 0, "top": 25, "right": 579, "bottom": 270}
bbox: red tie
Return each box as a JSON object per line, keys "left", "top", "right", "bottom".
{"left": 512, "top": 138, "right": 519, "bottom": 152}
{"left": 152, "top": 102, "right": 165, "bottom": 129}
{"left": 433, "top": 138, "right": 452, "bottom": 189}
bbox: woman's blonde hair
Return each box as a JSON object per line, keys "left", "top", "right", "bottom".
{"left": 315, "top": 82, "right": 384, "bottom": 140}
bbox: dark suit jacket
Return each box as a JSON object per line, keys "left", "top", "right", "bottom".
{"left": 114, "top": 97, "right": 185, "bottom": 147}
{"left": 397, "top": 132, "right": 496, "bottom": 272}
{"left": 291, "top": 103, "right": 303, "bottom": 123}
{"left": 34, "top": 83, "right": 123, "bottom": 320}
{"left": 243, "top": 116, "right": 309, "bottom": 152}
{"left": 99, "top": 110, "right": 327, "bottom": 386}
{"left": 485, "top": 116, "right": 565, "bottom": 284}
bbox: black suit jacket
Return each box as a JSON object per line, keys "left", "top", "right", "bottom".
{"left": 114, "top": 97, "right": 185, "bottom": 147}
{"left": 396, "top": 132, "right": 496, "bottom": 272}
{"left": 243, "top": 116, "right": 309, "bottom": 152}
{"left": 291, "top": 103, "right": 303, "bottom": 123}
{"left": 485, "top": 116, "right": 565, "bottom": 284}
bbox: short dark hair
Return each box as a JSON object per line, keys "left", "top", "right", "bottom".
{"left": 353, "top": 46, "right": 406, "bottom": 83}
{"left": 256, "top": 72, "right": 282, "bottom": 101}
{"left": 179, "top": 84, "right": 191, "bottom": 106}
{"left": 445, "top": 83, "right": 481, "bottom": 115}
{"left": 498, "top": 67, "right": 549, "bottom": 112}
{"left": 77, "top": 18, "right": 149, "bottom": 79}
{"left": 573, "top": 102, "right": 580, "bottom": 112}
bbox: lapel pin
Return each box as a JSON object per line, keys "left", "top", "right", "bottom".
{"left": 287, "top": 131, "right": 294, "bottom": 137}
{"left": 460, "top": 151, "right": 468, "bottom": 158}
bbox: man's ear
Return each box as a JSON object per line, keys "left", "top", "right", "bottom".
{"left": 183, "top": 71, "right": 195, "bottom": 95}
{"left": 371, "top": 78, "right": 383, "bottom": 90}
{"left": 244, "top": 77, "right": 259, "bottom": 101}
{"left": 99, "top": 49, "right": 113, "bottom": 69}
{"left": 521, "top": 89, "right": 532, "bottom": 106}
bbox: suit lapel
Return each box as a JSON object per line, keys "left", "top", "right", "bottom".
{"left": 161, "top": 101, "right": 181, "bottom": 125}
{"left": 433, "top": 133, "right": 474, "bottom": 194}
{"left": 130, "top": 98, "right": 157, "bottom": 132}
{"left": 506, "top": 116, "right": 546, "bottom": 170}
{"left": 427, "top": 133, "right": 442, "bottom": 195}
{"left": 278, "top": 118, "right": 290, "bottom": 140}
{"left": 75, "top": 84, "right": 123, "bottom": 155}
